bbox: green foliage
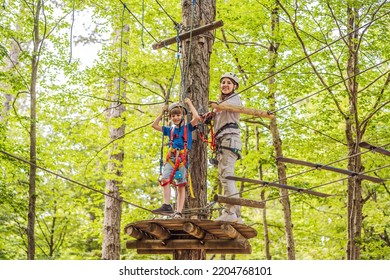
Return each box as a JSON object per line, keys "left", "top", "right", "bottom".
{"left": 0, "top": 0, "right": 389, "bottom": 260}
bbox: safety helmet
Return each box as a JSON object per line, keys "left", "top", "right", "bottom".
{"left": 220, "top": 72, "right": 239, "bottom": 89}
{"left": 168, "top": 102, "right": 187, "bottom": 115}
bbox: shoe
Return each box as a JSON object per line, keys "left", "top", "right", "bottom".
{"left": 152, "top": 204, "right": 173, "bottom": 215}
{"left": 237, "top": 216, "right": 243, "bottom": 224}
{"left": 215, "top": 209, "right": 238, "bottom": 222}
{"left": 172, "top": 211, "right": 183, "bottom": 219}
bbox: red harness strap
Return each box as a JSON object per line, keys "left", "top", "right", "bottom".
{"left": 160, "top": 124, "right": 188, "bottom": 187}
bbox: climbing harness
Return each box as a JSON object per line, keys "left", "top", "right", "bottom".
{"left": 160, "top": 117, "right": 188, "bottom": 188}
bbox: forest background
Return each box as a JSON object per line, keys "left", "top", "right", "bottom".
{"left": 0, "top": 0, "right": 389, "bottom": 260}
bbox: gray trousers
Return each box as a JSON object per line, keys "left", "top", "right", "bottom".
{"left": 216, "top": 133, "right": 242, "bottom": 217}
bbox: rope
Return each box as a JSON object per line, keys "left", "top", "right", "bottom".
{"left": 155, "top": 0, "right": 179, "bottom": 27}
{"left": 218, "top": 10, "right": 390, "bottom": 105}
{"left": 228, "top": 142, "right": 390, "bottom": 200}
{"left": 118, "top": 0, "right": 158, "bottom": 43}
{"left": 180, "top": 0, "right": 196, "bottom": 102}
{"left": 0, "top": 149, "right": 152, "bottom": 212}
{"left": 159, "top": 56, "right": 180, "bottom": 175}
{"left": 272, "top": 61, "right": 390, "bottom": 114}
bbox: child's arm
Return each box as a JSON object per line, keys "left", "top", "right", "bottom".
{"left": 152, "top": 105, "right": 168, "bottom": 132}
{"left": 184, "top": 98, "right": 200, "bottom": 127}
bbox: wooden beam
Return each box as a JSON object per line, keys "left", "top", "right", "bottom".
{"left": 359, "top": 142, "right": 390, "bottom": 157}
{"left": 226, "top": 176, "right": 331, "bottom": 198}
{"left": 152, "top": 20, "right": 224, "bottom": 50}
{"left": 277, "top": 157, "right": 385, "bottom": 183}
{"left": 146, "top": 223, "right": 171, "bottom": 240}
{"left": 136, "top": 248, "right": 252, "bottom": 255}
{"left": 125, "top": 226, "right": 147, "bottom": 240}
{"left": 214, "top": 194, "right": 265, "bottom": 209}
{"left": 210, "top": 101, "right": 274, "bottom": 119}
{"left": 183, "top": 222, "right": 206, "bottom": 239}
{"left": 126, "top": 239, "right": 248, "bottom": 250}
{"left": 221, "top": 224, "right": 249, "bottom": 249}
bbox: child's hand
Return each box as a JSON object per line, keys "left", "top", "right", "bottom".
{"left": 162, "top": 104, "right": 168, "bottom": 112}
{"left": 184, "top": 98, "right": 191, "bottom": 105}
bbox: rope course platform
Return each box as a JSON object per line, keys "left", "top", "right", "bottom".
{"left": 124, "top": 219, "right": 257, "bottom": 255}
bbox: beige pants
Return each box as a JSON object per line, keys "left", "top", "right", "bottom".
{"left": 217, "top": 134, "right": 242, "bottom": 217}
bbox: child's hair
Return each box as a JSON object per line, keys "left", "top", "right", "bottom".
{"left": 169, "top": 107, "right": 184, "bottom": 116}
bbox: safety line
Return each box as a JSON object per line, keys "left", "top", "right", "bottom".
{"left": 0, "top": 149, "right": 152, "bottom": 213}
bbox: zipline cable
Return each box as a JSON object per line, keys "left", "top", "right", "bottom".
{"left": 218, "top": 10, "right": 390, "bottom": 105}
{"left": 155, "top": 0, "right": 180, "bottom": 27}
{"left": 272, "top": 61, "right": 390, "bottom": 114}
{"left": 0, "top": 149, "right": 152, "bottom": 212}
{"left": 230, "top": 142, "right": 390, "bottom": 199}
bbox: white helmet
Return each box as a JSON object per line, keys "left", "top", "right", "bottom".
{"left": 168, "top": 102, "right": 187, "bottom": 115}
{"left": 220, "top": 72, "right": 239, "bottom": 89}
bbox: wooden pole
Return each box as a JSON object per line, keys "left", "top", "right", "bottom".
{"left": 146, "top": 223, "right": 171, "bottom": 240}
{"left": 214, "top": 194, "right": 265, "bottom": 209}
{"left": 152, "top": 20, "right": 224, "bottom": 50}
{"left": 125, "top": 226, "right": 145, "bottom": 240}
{"left": 359, "top": 142, "right": 390, "bottom": 157}
{"left": 210, "top": 101, "right": 274, "bottom": 119}
{"left": 277, "top": 157, "right": 385, "bottom": 183}
{"left": 221, "top": 224, "right": 249, "bottom": 248}
{"left": 226, "top": 175, "right": 331, "bottom": 197}
{"left": 126, "top": 239, "right": 248, "bottom": 250}
{"left": 183, "top": 222, "right": 206, "bottom": 239}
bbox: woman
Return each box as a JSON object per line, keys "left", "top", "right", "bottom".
{"left": 210, "top": 72, "right": 242, "bottom": 223}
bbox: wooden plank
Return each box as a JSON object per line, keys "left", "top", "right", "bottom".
{"left": 359, "top": 142, "right": 390, "bottom": 157}
{"left": 152, "top": 20, "right": 224, "bottom": 50}
{"left": 125, "top": 226, "right": 146, "bottom": 240}
{"left": 210, "top": 101, "right": 274, "bottom": 119}
{"left": 214, "top": 194, "right": 265, "bottom": 209}
{"left": 183, "top": 222, "right": 206, "bottom": 239}
{"left": 124, "top": 219, "right": 257, "bottom": 240}
{"left": 221, "top": 224, "right": 248, "bottom": 248}
{"left": 146, "top": 223, "right": 171, "bottom": 240}
{"left": 136, "top": 248, "right": 252, "bottom": 255}
{"left": 126, "top": 239, "right": 248, "bottom": 250}
{"left": 226, "top": 176, "right": 331, "bottom": 197}
{"left": 277, "top": 157, "right": 385, "bottom": 183}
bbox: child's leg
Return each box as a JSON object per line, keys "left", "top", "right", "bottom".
{"left": 161, "top": 180, "right": 171, "bottom": 205}
{"left": 176, "top": 186, "right": 185, "bottom": 213}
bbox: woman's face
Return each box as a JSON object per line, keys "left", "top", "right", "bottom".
{"left": 220, "top": 78, "right": 236, "bottom": 95}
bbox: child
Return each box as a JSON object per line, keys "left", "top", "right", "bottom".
{"left": 151, "top": 97, "right": 200, "bottom": 218}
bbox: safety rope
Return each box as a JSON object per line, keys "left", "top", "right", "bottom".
{"left": 0, "top": 149, "right": 152, "bottom": 212}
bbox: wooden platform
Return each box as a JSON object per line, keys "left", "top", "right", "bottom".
{"left": 124, "top": 219, "right": 257, "bottom": 255}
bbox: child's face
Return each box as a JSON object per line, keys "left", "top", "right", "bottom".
{"left": 170, "top": 113, "right": 183, "bottom": 125}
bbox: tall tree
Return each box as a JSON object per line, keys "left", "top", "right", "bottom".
{"left": 267, "top": 2, "right": 295, "bottom": 260}
{"left": 101, "top": 21, "right": 129, "bottom": 259}
{"left": 27, "top": 0, "right": 44, "bottom": 260}
{"left": 173, "top": 0, "right": 216, "bottom": 260}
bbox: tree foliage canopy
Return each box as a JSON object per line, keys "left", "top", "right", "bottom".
{"left": 0, "top": 0, "right": 389, "bottom": 260}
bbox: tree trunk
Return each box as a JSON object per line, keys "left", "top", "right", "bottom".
{"left": 345, "top": 6, "right": 363, "bottom": 260}
{"left": 101, "top": 24, "right": 129, "bottom": 260}
{"left": 256, "top": 127, "right": 271, "bottom": 260}
{"left": 173, "top": 0, "right": 216, "bottom": 260}
{"left": 0, "top": 28, "right": 20, "bottom": 122}
{"left": 267, "top": 3, "right": 295, "bottom": 260}
{"left": 27, "top": 0, "right": 43, "bottom": 260}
